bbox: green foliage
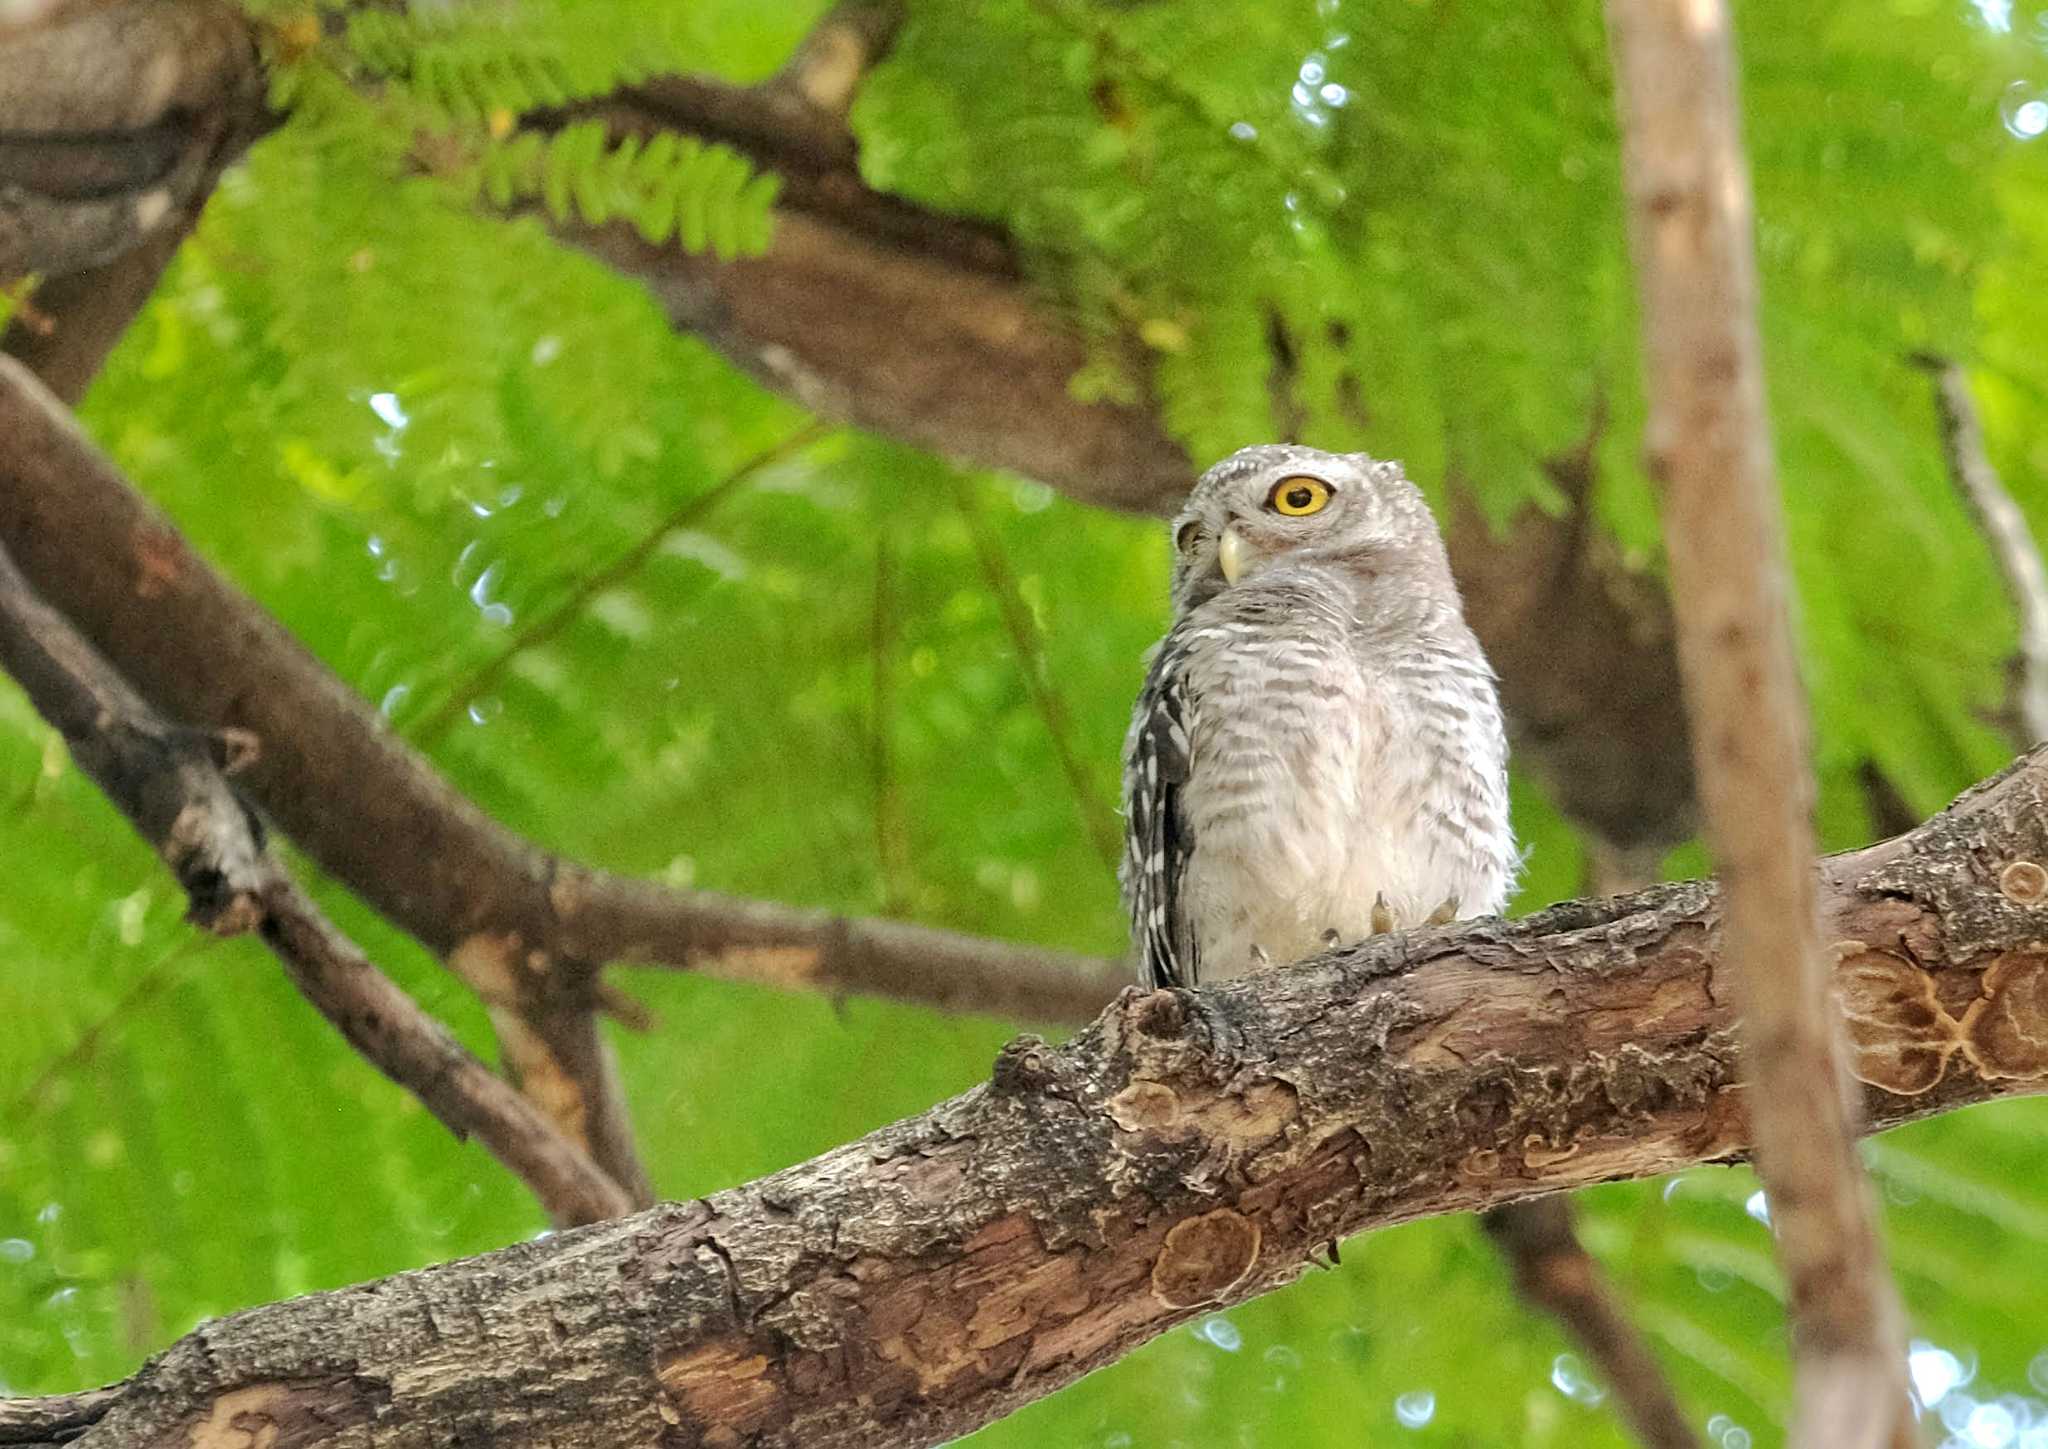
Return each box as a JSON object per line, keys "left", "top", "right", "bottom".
{"left": 476, "top": 123, "right": 778, "bottom": 255}
{"left": 859, "top": 0, "right": 2040, "bottom": 832}
{"left": 257, "top": 0, "right": 794, "bottom": 260}
{"left": 5, "top": 1, "right": 2048, "bottom": 1447}
{"left": 341, "top": 7, "right": 665, "bottom": 117}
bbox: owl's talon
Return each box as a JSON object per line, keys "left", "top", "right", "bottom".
{"left": 1426, "top": 895, "right": 1460, "bottom": 927}
{"left": 1320, "top": 927, "right": 1342, "bottom": 949}
{"left": 1249, "top": 943, "right": 1273, "bottom": 971}
{"left": 1370, "top": 893, "right": 1395, "bottom": 936}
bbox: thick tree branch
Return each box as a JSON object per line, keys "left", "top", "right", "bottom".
{"left": 13, "top": 748, "right": 2048, "bottom": 1449}
{"left": 1913, "top": 353, "right": 2048, "bottom": 748}
{"left": 1605, "top": 1, "right": 1913, "bottom": 1444}
{"left": 0, "top": 0, "right": 268, "bottom": 401}
{"left": 1484, "top": 846, "right": 1698, "bottom": 1449}
{"left": 0, "top": 357, "right": 1123, "bottom": 1021}
{"left": 0, "top": 532, "right": 632, "bottom": 1228}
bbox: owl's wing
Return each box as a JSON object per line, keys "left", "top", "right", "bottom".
{"left": 1121, "top": 635, "right": 1199, "bottom": 989}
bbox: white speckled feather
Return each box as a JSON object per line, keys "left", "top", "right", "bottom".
{"left": 1120, "top": 446, "right": 1515, "bottom": 988}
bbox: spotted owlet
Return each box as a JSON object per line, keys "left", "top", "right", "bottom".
{"left": 1120, "top": 444, "right": 1516, "bottom": 988}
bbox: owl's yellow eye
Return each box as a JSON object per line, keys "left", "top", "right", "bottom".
{"left": 1266, "top": 475, "right": 1333, "bottom": 517}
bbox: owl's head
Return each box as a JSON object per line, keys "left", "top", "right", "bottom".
{"left": 1166, "top": 444, "right": 1447, "bottom": 611}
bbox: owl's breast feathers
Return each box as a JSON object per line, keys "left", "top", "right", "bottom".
{"left": 1122, "top": 561, "right": 1515, "bottom": 987}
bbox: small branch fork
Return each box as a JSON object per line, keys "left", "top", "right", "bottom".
{"left": 0, "top": 531, "right": 631, "bottom": 1228}
{"left": 1604, "top": 0, "right": 1915, "bottom": 1445}
{"left": 0, "top": 355, "right": 1125, "bottom": 1210}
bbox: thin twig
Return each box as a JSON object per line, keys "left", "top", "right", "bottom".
{"left": 5, "top": 938, "right": 205, "bottom": 1122}
{"left": 1481, "top": 1198, "right": 1700, "bottom": 1449}
{"left": 1604, "top": 2, "right": 1914, "bottom": 1445}
{"left": 0, "top": 534, "right": 631, "bottom": 1228}
{"left": 870, "top": 529, "right": 912, "bottom": 914}
{"left": 952, "top": 479, "right": 1123, "bottom": 870}
{"left": 1911, "top": 353, "right": 2048, "bottom": 747}
{"left": 410, "top": 421, "right": 833, "bottom": 747}
{"left": 0, "top": 358, "right": 1125, "bottom": 1035}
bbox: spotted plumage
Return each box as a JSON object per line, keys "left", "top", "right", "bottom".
{"left": 1119, "top": 444, "right": 1516, "bottom": 989}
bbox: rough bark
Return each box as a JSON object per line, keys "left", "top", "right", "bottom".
{"left": 1604, "top": 1, "right": 1913, "bottom": 1443}
{"left": 0, "top": 530, "right": 632, "bottom": 1228}
{"left": 1483, "top": 840, "right": 1698, "bottom": 1449}
{"left": 11, "top": 747, "right": 2048, "bottom": 1449}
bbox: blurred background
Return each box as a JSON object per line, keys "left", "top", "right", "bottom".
{"left": 2, "top": 0, "right": 2047, "bottom": 1444}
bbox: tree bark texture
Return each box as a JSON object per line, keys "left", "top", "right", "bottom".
{"left": 21, "top": 748, "right": 2048, "bottom": 1449}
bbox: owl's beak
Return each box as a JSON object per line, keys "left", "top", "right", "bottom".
{"left": 1217, "top": 524, "right": 1249, "bottom": 585}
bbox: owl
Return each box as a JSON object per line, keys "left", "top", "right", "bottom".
{"left": 1120, "top": 444, "right": 1516, "bottom": 988}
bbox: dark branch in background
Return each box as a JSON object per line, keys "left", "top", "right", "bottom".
{"left": 0, "top": 0, "right": 1702, "bottom": 863}
{"left": 1481, "top": 1199, "right": 1701, "bottom": 1449}
{"left": 0, "top": 357, "right": 1124, "bottom": 1023}
{"left": 0, "top": 531, "right": 631, "bottom": 1228}
{"left": 1485, "top": 843, "right": 1698, "bottom": 1449}
{"left": 1913, "top": 353, "right": 2048, "bottom": 748}
{"left": 0, "top": 0, "right": 269, "bottom": 401}
{"left": 1605, "top": 1, "right": 1913, "bottom": 1445}
{"left": 1448, "top": 417, "right": 1697, "bottom": 854}
{"left": 17, "top": 746, "right": 2048, "bottom": 1449}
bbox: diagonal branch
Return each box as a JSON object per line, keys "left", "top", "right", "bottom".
{"left": 0, "top": 357, "right": 1123, "bottom": 1028}
{"left": 0, "top": 530, "right": 631, "bottom": 1228}
{"left": 1913, "top": 353, "right": 2048, "bottom": 748}
{"left": 952, "top": 480, "right": 1123, "bottom": 870}
{"left": 1481, "top": 1198, "right": 1701, "bottom": 1449}
{"left": 1604, "top": 1, "right": 1913, "bottom": 1444}
{"left": 17, "top": 744, "right": 2048, "bottom": 1449}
